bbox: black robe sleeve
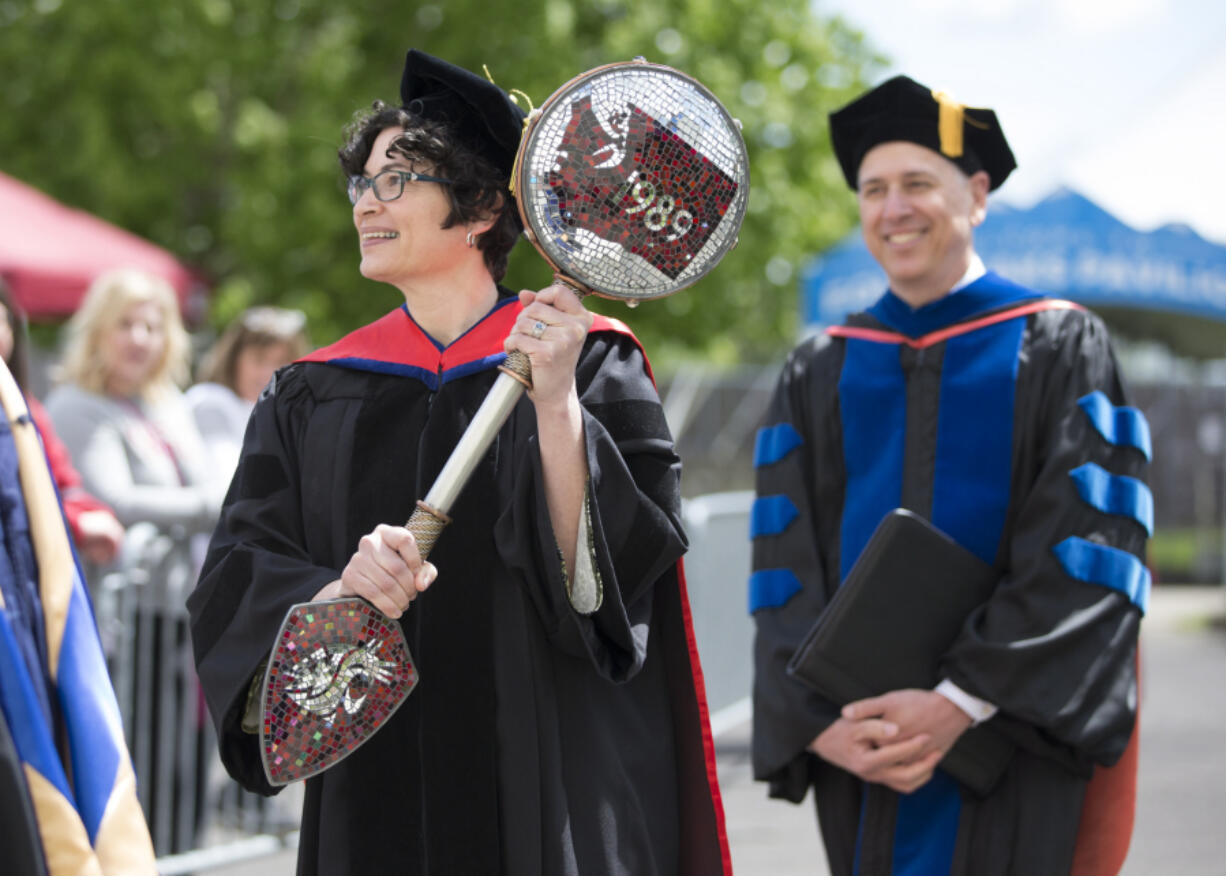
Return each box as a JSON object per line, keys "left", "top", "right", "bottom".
{"left": 942, "top": 308, "right": 1147, "bottom": 766}
{"left": 495, "top": 331, "right": 688, "bottom": 683}
{"left": 187, "top": 365, "right": 337, "bottom": 792}
{"left": 749, "top": 335, "right": 847, "bottom": 802}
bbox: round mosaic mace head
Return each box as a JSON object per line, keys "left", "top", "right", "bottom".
{"left": 260, "top": 597, "right": 417, "bottom": 786}
{"left": 515, "top": 58, "right": 750, "bottom": 302}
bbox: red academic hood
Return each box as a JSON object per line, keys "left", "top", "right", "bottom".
{"left": 0, "top": 171, "right": 199, "bottom": 320}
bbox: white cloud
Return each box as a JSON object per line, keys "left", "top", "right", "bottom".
{"left": 1067, "top": 49, "right": 1226, "bottom": 239}
{"left": 909, "top": 0, "right": 1023, "bottom": 18}
{"left": 1055, "top": 0, "right": 1165, "bottom": 33}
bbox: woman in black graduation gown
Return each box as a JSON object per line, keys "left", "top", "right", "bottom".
{"left": 187, "top": 50, "right": 729, "bottom": 876}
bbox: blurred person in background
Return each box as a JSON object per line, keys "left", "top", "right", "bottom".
{"left": 186, "top": 306, "right": 309, "bottom": 477}
{"left": 186, "top": 305, "right": 308, "bottom": 831}
{"left": 45, "top": 268, "right": 223, "bottom": 539}
{"left": 45, "top": 267, "right": 223, "bottom": 854}
{"left": 0, "top": 279, "right": 124, "bottom": 566}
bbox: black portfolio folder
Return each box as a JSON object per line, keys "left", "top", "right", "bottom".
{"left": 786, "top": 508, "right": 1014, "bottom": 796}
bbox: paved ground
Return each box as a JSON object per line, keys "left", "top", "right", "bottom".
{"left": 203, "top": 585, "right": 1226, "bottom": 875}
{"left": 1119, "top": 585, "right": 1226, "bottom": 875}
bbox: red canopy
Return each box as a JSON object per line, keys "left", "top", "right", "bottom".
{"left": 0, "top": 171, "right": 198, "bottom": 320}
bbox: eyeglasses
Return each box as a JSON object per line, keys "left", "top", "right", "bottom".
{"left": 347, "top": 169, "right": 453, "bottom": 205}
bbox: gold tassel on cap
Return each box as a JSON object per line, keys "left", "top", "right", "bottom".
{"left": 931, "top": 90, "right": 965, "bottom": 158}
{"left": 483, "top": 63, "right": 535, "bottom": 197}
{"left": 931, "top": 89, "right": 991, "bottom": 160}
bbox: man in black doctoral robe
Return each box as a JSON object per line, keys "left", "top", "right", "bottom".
{"left": 750, "top": 76, "right": 1149, "bottom": 875}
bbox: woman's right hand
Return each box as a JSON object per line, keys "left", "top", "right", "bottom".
{"left": 75, "top": 509, "right": 126, "bottom": 565}
{"left": 312, "top": 523, "right": 437, "bottom": 619}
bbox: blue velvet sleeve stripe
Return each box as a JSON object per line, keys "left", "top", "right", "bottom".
{"left": 748, "top": 569, "right": 802, "bottom": 613}
{"left": 1077, "top": 391, "right": 1152, "bottom": 461}
{"left": 751, "top": 495, "right": 799, "bottom": 539}
{"left": 1069, "top": 463, "right": 1154, "bottom": 535}
{"left": 754, "top": 423, "right": 803, "bottom": 468}
{"left": 1052, "top": 537, "right": 1151, "bottom": 613}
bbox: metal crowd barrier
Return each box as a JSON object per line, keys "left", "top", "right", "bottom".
{"left": 92, "top": 523, "right": 301, "bottom": 871}
{"left": 83, "top": 493, "right": 758, "bottom": 870}
{"left": 680, "top": 491, "right": 755, "bottom": 726}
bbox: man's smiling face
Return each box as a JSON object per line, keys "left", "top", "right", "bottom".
{"left": 857, "top": 140, "right": 989, "bottom": 307}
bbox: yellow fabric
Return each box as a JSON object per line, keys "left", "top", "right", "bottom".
{"left": 94, "top": 757, "right": 158, "bottom": 873}
{"left": 931, "top": 90, "right": 965, "bottom": 158}
{"left": 0, "top": 358, "right": 73, "bottom": 679}
{"left": 24, "top": 765, "right": 104, "bottom": 876}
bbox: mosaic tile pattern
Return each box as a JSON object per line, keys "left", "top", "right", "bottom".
{"left": 520, "top": 63, "right": 749, "bottom": 299}
{"left": 260, "top": 598, "right": 417, "bottom": 785}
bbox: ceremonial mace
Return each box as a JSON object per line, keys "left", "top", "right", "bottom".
{"left": 259, "top": 59, "right": 750, "bottom": 785}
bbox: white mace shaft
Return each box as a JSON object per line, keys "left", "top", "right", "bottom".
{"left": 422, "top": 369, "right": 527, "bottom": 514}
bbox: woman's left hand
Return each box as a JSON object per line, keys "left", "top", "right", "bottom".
{"left": 505, "top": 283, "right": 593, "bottom": 409}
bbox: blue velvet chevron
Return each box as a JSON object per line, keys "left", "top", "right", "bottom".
{"left": 754, "top": 423, "right": 803, "bottom": 468}
{"left": 1069, "top": 462, "right": 1153, "bottom": 535}
{"left": 1052, "top": 537, "right": 1151, "bottom": 612}
{"left": 747, "top": 569, "right": 802, "bottom": 613}
{"left": 1077, "top": 391, "right": 1152, "bottom": 460}
{"left": 751, "top": 495, "right": 799, "bottom": 538}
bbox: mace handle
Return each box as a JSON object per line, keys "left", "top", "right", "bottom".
{"left": 405, "top": 348, "right": 533, "bottom": 558}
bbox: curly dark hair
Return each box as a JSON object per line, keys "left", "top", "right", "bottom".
{"left": 339, "top": 101, "right": 521, "bottom": 283}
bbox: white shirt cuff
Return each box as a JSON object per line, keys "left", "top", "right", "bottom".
{"left": 935, "top": 679, "right": 998, "bottom": 725}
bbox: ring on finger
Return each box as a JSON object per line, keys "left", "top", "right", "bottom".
{"left": 531, "top": 319, "right": 547, "bottom": 339}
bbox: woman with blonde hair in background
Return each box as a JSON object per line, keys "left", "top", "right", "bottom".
{"left": 45, "top": 267, "right": 222, "bottom": 854}
{"left": 187, "top": 306, "right": 309, "bottom": 476}
{"left": 46, "top": 268, "right": 223, "bottom": 536}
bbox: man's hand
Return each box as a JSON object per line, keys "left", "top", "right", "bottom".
{"left": 810, "top": 689, "right": 974, "bottom": 793}
{"left": 841, "top": 688, "right": 974, "bottom": 788}
{"left": 809, "top": 716, "right": 942, "bottom": 794}
{"left": 312, "top": 523, "right": 437, "bottom": 619}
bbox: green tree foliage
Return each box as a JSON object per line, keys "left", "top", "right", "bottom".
{"left": 0, "top": 0, "right": 883, "bottom": 364}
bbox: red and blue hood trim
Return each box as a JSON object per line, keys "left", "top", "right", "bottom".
{"left": 301, "top": 298, "right": 643, "bottom": 390}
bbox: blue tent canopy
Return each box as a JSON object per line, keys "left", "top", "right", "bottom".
{"left": 801, "top": 188, "right": 1226, "bottom": 356}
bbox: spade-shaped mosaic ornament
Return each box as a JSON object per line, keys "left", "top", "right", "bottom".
{"left": 260, "top": 597, "right": 418, "bottom": 786}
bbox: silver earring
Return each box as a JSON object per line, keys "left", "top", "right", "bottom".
{"left": 466, "top": 231, "right": 475, "bottom": 248}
